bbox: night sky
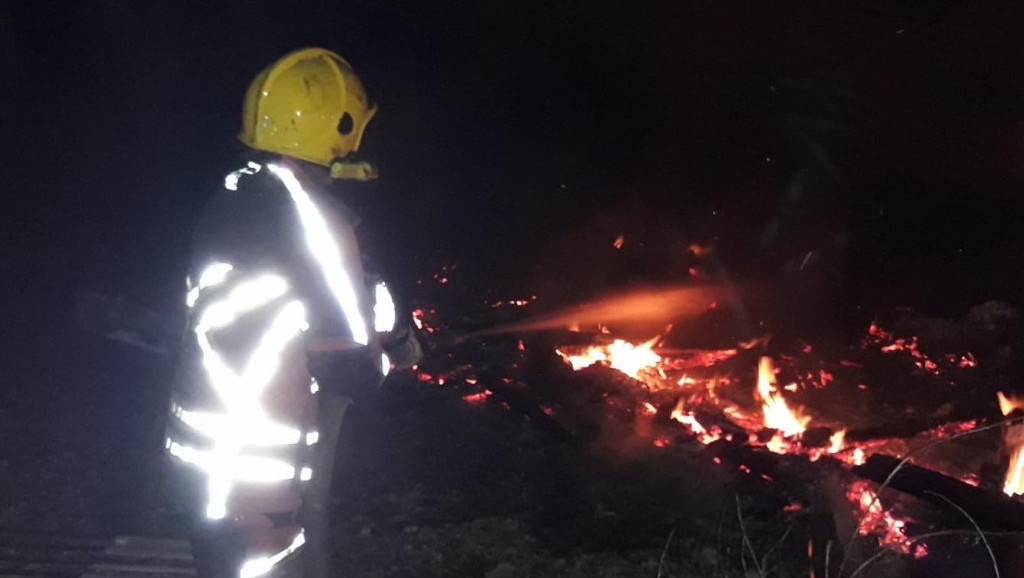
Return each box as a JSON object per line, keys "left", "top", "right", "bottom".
{"left": 3, "top": 1, "right": 1024, "bottom": 371}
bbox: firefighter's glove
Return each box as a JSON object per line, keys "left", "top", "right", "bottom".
{"left": 382, "top": 325, "right": 423, "bottom": 370}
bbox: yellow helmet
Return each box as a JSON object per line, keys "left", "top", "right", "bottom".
{"left": 239, "top": 48, "right": 377, "bottom": 167}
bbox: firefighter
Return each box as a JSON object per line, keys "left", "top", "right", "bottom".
{"left": 163, "top": 48, "right": 421, "bottom": 578}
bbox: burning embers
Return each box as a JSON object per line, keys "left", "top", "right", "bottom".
{"left": 548, "top": 323, "right": 992, "bottom": 558}
{"left": 863, "top": 322, "right": 977, "bottom": 376}
{"left": 553, "top": 324, "right": 982, "bottom": 465}
{"left": 557, "top": 337, "right": 837, "bottom": 456}
{"left": 847, "top": 480, "right": 925, "bottom": 557}
{"left": 556, "top": 337, "right": 848, "bottom": 463}
{"left": 412, "top": 282, "right": 993, "bottom": 562}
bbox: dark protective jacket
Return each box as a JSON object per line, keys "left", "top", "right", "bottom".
{"left": 192, "top": 160, "right": 371, "bottom": 343}
{"left": 163, "top": 158, "right": 418, "bottom": 550}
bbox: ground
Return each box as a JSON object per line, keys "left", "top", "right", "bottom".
{"left": 331, "top": 384, "right": 669, "bottom": 577}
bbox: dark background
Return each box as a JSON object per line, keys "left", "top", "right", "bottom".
{"left": 4, "top": 1, "right": 1024, "bottom": 312}
{"left": 1, "top": 0, "right": 1024, "bottom": 534}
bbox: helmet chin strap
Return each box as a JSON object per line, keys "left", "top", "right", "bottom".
{"left": 329, "top": 158, "right": 378, "bottom": 181}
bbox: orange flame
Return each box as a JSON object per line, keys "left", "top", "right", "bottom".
{"left": 997, "top": 391, "right": 1024, "bottom": 496}
{"left": 670, "top": 398, "right": 722, "bottom": 444}
{"left": 849, "top": 447, "right": 866, "bottom": 466}
{"left": 808, "top": 429, "right": 855, "bottom": 463}
{"left": 827, "top": 429, "right": 847, "bottom": 454}
{"left": 997, "top": 391, "right": 1024, "bottom": 416}
{"left": 757, "top": 356, "right": 810, "bottom": 438}
{"left": 557, "top": 337, "right": 661, "bottom": 380}
{"left": 670, "top": 399, "right": 704, "bottom": 433}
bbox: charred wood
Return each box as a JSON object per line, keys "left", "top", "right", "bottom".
{"left": 853, "top": 454, "right": 1024, "bottom": 531}
{"left": 845, "top": 413, "right": 987, "bottom": 444}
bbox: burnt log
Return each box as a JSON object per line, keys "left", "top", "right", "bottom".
{"left": 853, "top": 454, "right": 1024, "bottom": 531}
{"left": 482, "top": 371, "right": 573, "bottom": 442}
{"left": 800, "top": 426, "right": 835, "bottom": 448}
{"left": 844, "top": 414, "right": 984, "bottom": 444}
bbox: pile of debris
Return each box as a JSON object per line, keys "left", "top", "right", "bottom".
{"left": 404, "top": 275, "right": 1024, "bottom": 576}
